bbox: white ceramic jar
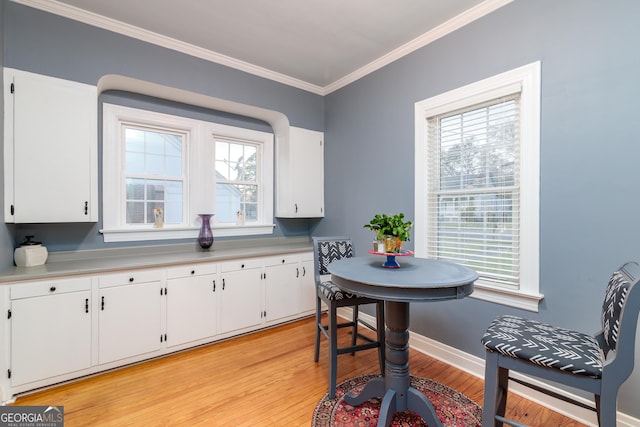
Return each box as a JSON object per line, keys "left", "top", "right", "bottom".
{"left": 14, "top": 236, "right": 48, "bottom": 267}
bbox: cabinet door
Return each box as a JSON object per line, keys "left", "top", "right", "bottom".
{"left": 4, "top": 68, "right": 97, "bottom": 223}
{"left": 290, "top": 127, "right": 324, "bottom": 217}
{"left": 299, "top": 257, "right": 317, "bottom": 314}
{"left": 166, "top": 273, "right": 218, "bottom": 347}
{"left": 11, "top": 291, "right": 91, "bottom": 386}
{"left": 276, "top": 127, "right": 324, "bottom": 218}
{"left": 219, "top": 268, "right": 263, "bottom": 334}
{"left": 264, "top": 259, "right": 300, "bottom": 323}
{"left": 98, "top": 281, "right": 162, "bottom": 364}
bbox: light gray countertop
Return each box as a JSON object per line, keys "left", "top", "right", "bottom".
{"left": 0, "top": 237, "right": 312, "bottom": 283}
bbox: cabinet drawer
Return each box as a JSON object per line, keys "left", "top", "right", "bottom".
{"left": 264, "top": 254, "right": 298, "bottom": 267}
{"left": 11, "top": 276, "right": 91, "bottom": 299}
{"left": 301, "top": 251, "right": 314, "bottom": 262}
{"left": 99, "top": 270, "right": 162, "bottom": 288}
{"left": 220, "top": 258, "right": 263, "bottom": 272}
{"left": 167, "top": 263, "right": 217, "bottom": 279}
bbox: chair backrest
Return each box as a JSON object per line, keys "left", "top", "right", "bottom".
{"left": 312, "top": 236, "right": 354, "bottom": 285}
{"left": 598, "top": 261, "right": 640, "bottom": 379}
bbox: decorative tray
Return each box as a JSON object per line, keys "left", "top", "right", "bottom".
{"left": 368, "top": 250, "right": 414, "bottom": 257}
{"left": 368, "top": 249, "right": 414, "bottom": 268}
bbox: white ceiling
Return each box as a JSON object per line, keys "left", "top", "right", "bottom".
{"left": 14, "top": 0, "right": 510, "bottom": 94}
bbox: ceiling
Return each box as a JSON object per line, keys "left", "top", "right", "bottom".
{"left": 15, "top": 0, "right": 509, "bottom": 94}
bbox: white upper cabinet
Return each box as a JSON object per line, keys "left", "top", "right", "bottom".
{"left": 3, "top": 68, "right": 97, "bottom": 223}
{"left": 275, "top": 126, "right": 324, "bottom": 218}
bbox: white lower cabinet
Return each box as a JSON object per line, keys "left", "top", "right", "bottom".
{"left": 1, "top": 250, "right": 313, "bottom": 401}
{"left": 299, "top": 252, "right": 316, "bottom": 314}
{"left": 166, "top": 264, "right": 218, "bottom": 348}
{"left": 264, "top": 255, "right": 301, "bottom": 323}
{"left": 98, "top": 270, "right": 163, "bottom": 364}
{"left": 219, "top": 259, "right": 263, "bottom": 335}
{"left": 9, "top": 277, "right": 92, "bottom": 387}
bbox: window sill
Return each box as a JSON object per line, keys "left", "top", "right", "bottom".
{"left": 100, "top": 224, "right": 275, "bottom": 243}
{"left": 470, "top": 280, "right": 544, "bottom": 312}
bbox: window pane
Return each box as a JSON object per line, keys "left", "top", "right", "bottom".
{"left": 165, "top": 181, "right": 183, "bottom": 202}
{"left": 126, "top": 178, "right": 145, "bottom": 199}
{"left": 147, "top": 180, "right": 165, "bottom": 201}
{"left": 243, "top": 202, "right": 258, "bottom": 221}
{"left": 164, "top": 201, "right": 183, "bottom": 224}
{"left": 216, "top": 183, "right": 241, "bottom": 222}
{"left": 146, "top": 154, "right": 165, "bottom": 175}
{"left": 125, "top": 178, "right": 183, "bottom": 225}
{"left": 215, "top": 141, "right": 230, "bottom": 179}
{"left": 125, "top": 128, "right": 145, "bottom": 152}
{"left": 125, "top": 127, "right": 183, "bottom": 177}
{"left": 240, "top": 150, "right": 257, "bottom": 182}
{"left": 166, "top": 155, "right": 182, "bottom": 176}
{"left": 215, "top": 183, "right": 258, "bottom": 223}
{"left": 166, "top": 137, "right": 182, "bottom": 157}
{"left": 125, "top": 152, "right": 145, "bottom": 175}
{"left": 215, "top": 140, "right": 258, "bottom": 183}
{"left": 229, "top": 144, "right": 243, "bottom": 181}
{"left": 146, "top": 132, "right": 165, "bottom": 154}
{"left": 243, "top": 184, "right": 258, "bottom": 203}
{"left": 126, "top": 201, "right": 144, "bottom": 224}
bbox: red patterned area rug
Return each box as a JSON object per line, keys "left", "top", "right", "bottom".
{"left": 312, "top": 374, "right": 482, "bottom": 427}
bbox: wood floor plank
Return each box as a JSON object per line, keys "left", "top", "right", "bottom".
{"left": 10, "top": 316, "right": 585, "bottom": 426}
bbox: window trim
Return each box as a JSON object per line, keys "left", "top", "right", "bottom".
{"left": 101, "top": 103, "right": 275, "bottom": 243}
{"left": 414, "top": 61, "right": 542, "bottom": 312}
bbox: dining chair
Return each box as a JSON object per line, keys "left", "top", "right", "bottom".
{"left": 312, "top": 236, "right": 385, "bottom": 398}
{"left": 481, "top": 261, "right": 640, "bottom": 427}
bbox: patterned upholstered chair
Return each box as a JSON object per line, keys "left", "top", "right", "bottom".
{"left": 481, "top": 261, "right": 640, "bottom": 426}
{"left": 312, "top": 236, "right": 385, "bottom": 398}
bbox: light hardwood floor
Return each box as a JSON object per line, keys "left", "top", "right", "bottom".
{"left": 11, "top": 316, "right": 585, "bottom": 426}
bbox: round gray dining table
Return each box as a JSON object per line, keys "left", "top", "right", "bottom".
{"left": 328, "top": 255, "right": 478, "bottom": 427}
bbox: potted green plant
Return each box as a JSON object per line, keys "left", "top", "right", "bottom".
{"left": 364, "top": 213, "right": 412, "bottom": 253}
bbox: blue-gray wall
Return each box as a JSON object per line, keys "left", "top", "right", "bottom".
{"left": 320, "top": 0, "right": 640, "bottom": 418}
{"left": 0, "top": 1, "right": 324, "bottom": 258}
{"left": 2, "top": 0, "right": 640, "bottom": 420}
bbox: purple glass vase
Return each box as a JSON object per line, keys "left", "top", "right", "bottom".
{"left": 197, "top": 214, "right": 214, "bottom": 249}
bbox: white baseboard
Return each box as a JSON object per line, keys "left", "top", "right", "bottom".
{"left": 338, "top": 307, "right": 639, "bottom": 427}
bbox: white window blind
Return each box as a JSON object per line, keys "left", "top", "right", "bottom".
{"left": 427, "top": 94, "right": 521, "bottom": 288}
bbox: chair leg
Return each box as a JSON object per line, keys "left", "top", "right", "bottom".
{"left": 596, "top": 391, "right": 617, "bottom": 427}
{"left": 482, "top": 351, "right": 509, "bottom": 427}
{"left": 314, "top": 296, "right": 322, "bottom": 363}
{"left": 328, "top": 302, "right": 338, "bottom": 398}
{"left": 350, "top": 304, "right": 359, "bottom": 354}
{"left": 376, "top": 301, "right": 386, "bottom": 375}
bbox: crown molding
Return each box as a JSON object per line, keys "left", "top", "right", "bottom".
{"left": 10, "top": 0, "right": 326, "bottom": 95}
{"left": 323, "top": 0, "right": 513, "bottom": 94}
{"left": 10, "top": 0, "right": 512, "bottom": 96}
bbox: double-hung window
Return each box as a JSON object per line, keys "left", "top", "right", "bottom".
{"left": 102, "top": 103, "right": 274, "bottom": 242}
{"left": 414, "top": 62, "right": 542, "bottom": 311}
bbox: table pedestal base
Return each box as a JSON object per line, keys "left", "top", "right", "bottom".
{"left": 343, "top": 301, "right": 442, "bottom": 427}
